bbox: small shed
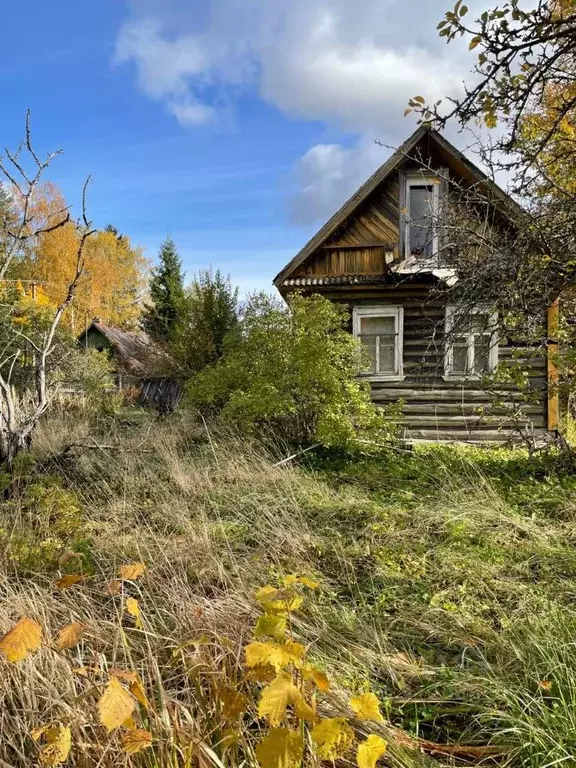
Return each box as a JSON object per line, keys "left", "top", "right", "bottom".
{"left": 78, "top": 320, "right": 183, "bottom": 412}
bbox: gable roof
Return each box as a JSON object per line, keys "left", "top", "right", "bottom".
{"left": 79, "top": 321, "right": 175, "bottom": 378}
{"left": 273, "top": 125, "right": 524, "bottom": 287}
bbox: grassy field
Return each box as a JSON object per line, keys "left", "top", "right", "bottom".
{"left": 1, "top": 411, "right": 576, "bottom": 767}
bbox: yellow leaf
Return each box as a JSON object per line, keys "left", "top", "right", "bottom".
{"left": 255, "top": 614, "right": 287, "bottom": 641}
{"left": 0, "top": 617, "right": 42, "bottom": 662}
{"left": 302, "top": 664, "right": 330, "bottom": 692}
{"left": 256, "top": 585, "right": 280, "bottom": 603}
{"left": 118, "top": 562, "right": 146, "bottom": 580}
{"left": 296, "top": 576, "right": 318, "bottom": 589}
{"left": 245, "top": 663, "right": 276, "bottom": 684}
{"left": 122, "top": 729, "right": 153, "bottom": 755}
{"left": 258, "top": 672, "right": 315, "bottom": 726}
{"left": 282, "top": 575, "right": 318, "bottom": 589}
{"left": 258, "top": 672, "right": 296, "bottom": 726}
{"left": 264, "top": 596, "right": 304, "bottom": 615}
{"left": 291, "top": 689, "right": 317, "bottom": 722}
{"left": 357, "top": 734, "right": 387, "bottom": 768}
{"left": 37, "top": 725, "right": 72, "bottom": 766}
{"left": 245, "top": 641, "right": 305, "bottom": 672}
{"left": 256, "top": 727, "right": 304, "bottom": 768}
{"left": 97, "top": 677, "right": 136, "bottom": 732}
{"left": 311, "top": 718, "right": 355, "bottom": 761}
{"left": 129, "top": 677, "right": 149, "bottom": 710}
{"left": 55, "top": 622, "right": 84, "bottom": 651}
{"left": 125, "top": 597, "right": 143, "bottom": 629}
{"left": 54, "top": 574, "right": 85, "bottom": 591}
{"left": 219, "top": 686, "right": 248, "bottom": 718}
{"left": 349, "top": 692, "right": 384, "bottom": 722}
{"left": 122, "top": 716, "right": 137, "bottom": 730}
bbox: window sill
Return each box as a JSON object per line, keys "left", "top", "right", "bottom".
{"left": 442, "top": 374, "right": 492, "bottom": 382}
{"left": 359, "top": 374, "right": 406, "bottom": 383}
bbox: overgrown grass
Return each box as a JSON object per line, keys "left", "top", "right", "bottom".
{"left": 1, "top": 412, "right": 576, "bottom": 767}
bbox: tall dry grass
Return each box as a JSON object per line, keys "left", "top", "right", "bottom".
{"left": 1, "top": 413, "right": 576, "bottom": 767}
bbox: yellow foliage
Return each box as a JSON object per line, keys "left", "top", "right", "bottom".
{"left": 121, "top": 729, "right": 153, "bottom": 755}
{"left": 258, "top": 672, "right": 316, "bottom": 726}
{"left": 254, "top": 613, "right": 287, "bottom": 641}
{"left": 255, "top": 585, "right": 281, "bottom": 603}
{"left": 0, "top": 617, "right": 43, "bottom": 662}
{"left": 33, "top": 725, "right": 72, "bottom": 767}
{"left": 282, "top": 575, "right": 318, "bottom": 589}
{"left": 129, "top": 676, "right": 149, "bottom": 710}
{"left": 310, "top": 717, "right": 355, "bottom": 760}
{"left": 22, "top": 184, "right": 149, "bottom": 329}
{"left": 118, "top": 562, "right": 146, "bottom": 580}
{"left": 302, "top": 664, "right": 330, "bottom": 692}
{"left": 349, "top": 692, "right": 384, "bottom": 722}
{"left": 55, "top": 622, "right": 84, "bottom": 651}
{"left": 54, "top": 574, "right": 85, "bottom": 591}
{"left": 125, "top": 597, "right": 143, "bottom": 629}
{"left": 255, "top": 727, "right": 304, "bottom": 768}
{"left": 357, "top": 734, "right": 387, "bottom": 768}
{"left": 97, "top": 677, "right": 136, "bottom": 732}
{"left": 245, "top": 641, "right": 305, "bottom": 672}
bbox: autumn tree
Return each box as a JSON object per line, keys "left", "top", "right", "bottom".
{"left": 29, "top": 187, "right": 148, "bottom": 331}
{"left": 142, "top": 236, "right": 187, "bottom": 345}
{"left": 0, "top": 113, "right": 94, "bottom": 468}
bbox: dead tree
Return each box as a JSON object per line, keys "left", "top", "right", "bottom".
{"left": 0, "top": 113, "right": 95, "bottom": 469}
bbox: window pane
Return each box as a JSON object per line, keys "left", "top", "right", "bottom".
{"left": 474, "top": 335, "right": 491, "bottom": 373}
{"left": 452, "top": 341, "right": 468, "bottom": 373}
{"left": 379, "top": 342, "right": 396, "bottom": 373}
{"left": 359, "top": 336, "right": 377, "bottom": 373}
{"left": 409, "top": 185, "right": 434, "bottom": 256}
{"left": 470, "top": 314, "right": 490, "bottom": 335}
{"left": 360, "top": 316, "right": 395, "bottom": 336}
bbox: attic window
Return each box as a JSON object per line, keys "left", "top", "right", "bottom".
{"left": 405, "top": 177, "right": 439, "bottom": 258}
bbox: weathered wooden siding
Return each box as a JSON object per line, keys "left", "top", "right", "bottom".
{"left": 324, "top": 173, "right": 400, "bottom": 248}
{"left": 293, "top": 246, "right": 391, "bottom": 277}
{"left": 319, "top": 283, "right": 549, "bottom": 443}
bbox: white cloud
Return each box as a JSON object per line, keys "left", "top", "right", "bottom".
{"left": 115, "top": 0, "right": 488, "bottom": 217}
{"left": 291, "top": 138, "right": 386, "bottom": 224}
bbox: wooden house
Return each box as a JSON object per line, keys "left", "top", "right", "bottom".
{"left": 274, "top": 126, "right": 557, "bottom": 443}
{"left": 78, "top": 320, "right": 183, "bottom": 412}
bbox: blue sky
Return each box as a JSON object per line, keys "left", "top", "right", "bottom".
{"left": 0, "top": 0, "right": 480, "bottom": 294}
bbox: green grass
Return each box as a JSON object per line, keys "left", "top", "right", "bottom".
{"left": 2, "top": 412, "right": 576, "bottom": 766}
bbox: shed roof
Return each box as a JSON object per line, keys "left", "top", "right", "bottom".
{"left": 80, "top": 321, "right": 175, "bottom": 378}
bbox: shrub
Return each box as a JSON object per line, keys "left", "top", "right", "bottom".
{"left": 188, "top": 293, "right": 397, "bottom": 449}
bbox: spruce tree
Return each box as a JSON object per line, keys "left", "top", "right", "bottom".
{"left": 142, "top": 237, "right": 187, "bottom": 343}
{"left": 185, "top": 268, "right": 239, "bottom": 372}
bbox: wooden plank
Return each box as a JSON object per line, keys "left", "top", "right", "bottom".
{"left": 401, "top": 402, "right": 544, "bottom": 416}
{"left": 547, "top": 298, "right": 559, "bottom": 431}
{"left": 394, "top": 414, "right": 546, "bottom": 428}
{"left": 405, "top": 428, "right": 549, "bottom": 443}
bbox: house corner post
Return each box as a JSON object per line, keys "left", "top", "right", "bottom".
{"left": 547, "top": 298, "right": 559, "bottom": 432}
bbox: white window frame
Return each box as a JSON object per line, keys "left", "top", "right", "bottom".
{"left": 405, "top": 175, "right": 440, "bottom": 260}
{"left": 353, "top": 305, "right": 404, "bottom": 382}
{"left": 444, "top": 305, "right": 499, "bottom": 380}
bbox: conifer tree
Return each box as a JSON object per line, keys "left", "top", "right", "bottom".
{"left": 142, "top": 236, "right": 187, "bottom": 343}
